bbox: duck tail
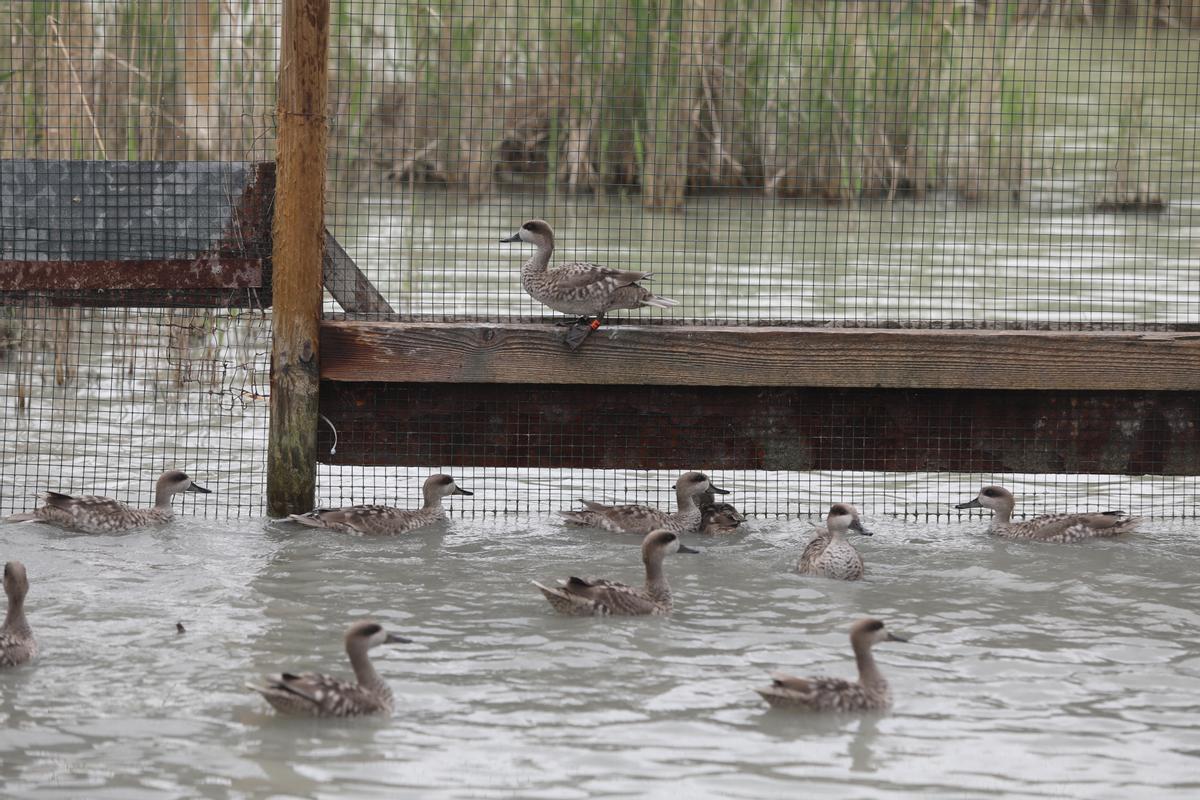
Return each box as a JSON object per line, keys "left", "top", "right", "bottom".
{"left": 643, "top": 295, "right": 679, "bottom": 309}
{"left": 2, "top": 511, "right": 39, "bottom": 524}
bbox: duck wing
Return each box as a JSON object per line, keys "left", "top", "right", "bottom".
{"left": 564, "top": 576, "right": 665, "bottom": 615}
{"left": 756, "top": 673, "right": 865, "bottom": 710}
{"left": 41, "top": 492, "right": 126, "bottom": 514}
{"left": 551, "top": 262, "right": 650, "bottom": 290}
{"left": 558, "top": 503, "right": 669, "bottom": 535}
{"left": 1019, "top": 511, "right": 1137, "bottom": 541}
{"left": 249, "top": 671, "right": 384, "bottom": 717}
{"left": 291, "top": 504, "right": 425, "bottom": 534}
{"left": 37, "top": 492, "right": 152, "bottom": 532}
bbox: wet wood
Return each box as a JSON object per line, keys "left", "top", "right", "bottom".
{"left": 318, "top": 383, "right": 1200, "bottom": 475}
{"left": 0, "top": 258, "right": 261, "bottom": 290}
{"left": 322, "top": 229, "right": 394, "bottom": 314}
{"left": 319, "top": 321, "right": 1200, "bottom": 391}
{"left": 267, "top": 0, "right": 329, "bottom": 517}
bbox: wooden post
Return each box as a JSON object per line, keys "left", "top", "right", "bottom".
{"left": 267, "top": 0, "right": 329, "bottom": 516}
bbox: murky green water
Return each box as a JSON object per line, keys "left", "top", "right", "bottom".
{"left": 3, "top": 513, "right": 1199, "bottom": 798}
{"left": 328, "top": 27, "right": 1200, "bottom": 327}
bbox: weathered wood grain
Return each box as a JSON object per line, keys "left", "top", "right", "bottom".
{"left": 0, "top": 258, "right": 261, "bottom": 290}
{"left": 322, "top": 228, "right": 394, "bottom": 314}
{"left": 267, "top": 0, "right": 329, "bottom": 517}
{"left": 320, "top": 321, "right": 1200, "bottom": 391}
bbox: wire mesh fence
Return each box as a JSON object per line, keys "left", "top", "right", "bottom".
{"left": 2, "top": 1, "right": 1197, "bottom": 520}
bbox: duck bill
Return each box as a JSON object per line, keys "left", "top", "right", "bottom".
{"left": 850, "top": 519, "right": 872, "bottom": 536}
{"left": 187, "top": 482, "right": 213, "bottom": 494}
{"left": 955, "top": 498, "right": 982, "bottom": 509}
{"left": 386, "top": 633, "right": 413, "bottom": 644}
{"left": 677, "top": 544, "right": 701, "bottom": 554}
{"left": 708, "top": 484, "right": 731, "bottom": 496}
{"left": 886, "top": 633, "right": 909, "bottom": 643}
{"left": 453, "top": 487, "right": 473, "bottom": 496}
{"left": 499, "top": 232, "right": 521, "bottom": 243}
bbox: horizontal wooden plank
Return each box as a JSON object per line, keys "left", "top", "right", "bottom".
{"left": 0, "top": 258, "right": 262, "bottom": 290}
{"left": 318, "top": 382, "right": 1200, "bottom": 475}
{"left": 320, "top": 321, "right": 1200, "bottom": 391}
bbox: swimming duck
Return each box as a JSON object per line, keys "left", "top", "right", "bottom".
{"left": 796, "top": 503, "right": 871, "bottom": 581}
{"left": 1, "top": 561, "right": 37, "bottom": 668}
{"left": 955, "top": 485, "right": 1139, "bottom": 543}
{"left": 558, "top": 472, "right": 728, "bottom": 535}
{"left": 756, "top": 618, "right": 906, "bottom": 712}
{"left": 288, "top": 474, "right": 472, "bottom": 534}
{"left": 500, "top": 219, "right": 678, "bottom": 325}
{"left": 533, "top": 529, "right": 698, "bottom": 616}
{"left": 246, "top": 621, "right": 411, "bottom": 718}
{"left": 698, "top": 489, "right": 747, "bottom": 535}
{"left": 2, "top": 470, "right": 211, "bottom": 533}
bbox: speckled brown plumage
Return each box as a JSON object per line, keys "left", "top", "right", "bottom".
{"left": 558, "top": 472, "right": 727, "bottom": 536}
{"left": 288, "top": 474, "right": 472, "bottom": 535}
{"left": 956, "top": 485, "right": 1140, "bottom": 543}
{"left": 502, "top": 219, "right": 678, "bottom": 318}
{"left": 533, "top": 529, "right": 695, "bottom": 616}
{"left": 796, "top": 503, "right": 870, "bottom": 581}
{"left": 2, "top": 470, "right": 210, "bottom": 534}
{"left": 247, "top": 621, "right": 411, "bottom": 718}
{"left": 756, "top": 619, "right": 906, "bottom": 712}
{"left": 1, "top": 561, "right": 37, "bottom": 668}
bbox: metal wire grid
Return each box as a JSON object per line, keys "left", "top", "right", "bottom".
{"left": 0, "top": 304, "right": 271, "bottom": 519}
{"left": 0, "top": 1, "right": 276, "bottom": 519}
{"left": 315, "top": 465, "right": 1199, "bottom": 521}
{"left": 324, "top": 1, "right": 1200, "bottom": 326}
{"left": 314, "top": 382, "right": 1200, "bottom": 517}
{"left": 1, "top": 2, "right": 1197, "bottom": 520}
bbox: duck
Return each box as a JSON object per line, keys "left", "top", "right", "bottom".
{"left": 796, "top": 503, "right": 871, "bottom": 580}
{"left": 558, "top": 471, "right": 728, "bottom": 535}
{"left": 756, "top": 618, "right": 907, "bottom": 712}
{"left": 288, "top": 474, "right": 472, "bottom": 534}
{"left": 2, "top": 470, "right": 211, "bottom": 533}
{"left": 500, "top": 219, "right": 678, "bottom": 325}
{"left": 698, "top": 488, "right": 747, "bottom": 535}
{"left": 246, "top": 621, "right": 411, "bottom": 717}
{"left": 955, "top": 485, "right": 1140, "bottom": 543}
{"left": 533, "top": 529, "right": 698, "bottom": 616}
{"left": 1, "top": 561, "right": 37, "bottom": 668}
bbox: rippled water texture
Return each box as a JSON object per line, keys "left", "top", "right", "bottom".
{"left": 3, "top": 514, "right": 1199, "bottom": 798}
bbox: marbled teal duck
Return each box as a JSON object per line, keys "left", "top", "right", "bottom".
{"left": 955, "top": 485, "right": 1139, "bottom": 543}
{"left": 1, "top": 561, "right": 37, "bottom": 668}
{"left": 756, "top": 619, "right": 907, "bottom": 712}
{"left": 796, "top": 503, "right": 871, "bottom": 581}
{"left": 698, "top": 488, "right": 747, "bottom": 534}
{"left": 558, "top": 471, "right": 728, "bottom": 536}
{"left": 246, "top": 621, "right": 411, "bottom": 717}
{"left": 289, "top": 474, "right": 472, "bottom": 535}
{"left": 501, "top": 219, "right": 678, "bottom": 324}
{"left": 533, "top": 529, "right": 698, "bottom": 616}
{"left": 3, "top": 470, "right": 210, "bottom": 533}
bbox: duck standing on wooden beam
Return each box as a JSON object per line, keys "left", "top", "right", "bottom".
{"left": 501, "top": 219, "right": 678, "bottom": 350}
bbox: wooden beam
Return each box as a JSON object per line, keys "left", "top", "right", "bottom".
{"left": 0, "top": 258, "right": 261, "bottom": 290}
{"left": 267, "top": 0, "right": 328, "bottom": 517}
{"left": 322, "top": 228, "right": 394, "bottom": 314}
{"left": 317, "top": 382, "right": 1200, "bottom": 475}
{"left": 320, "top": 321, "right": 1200, "bottom": 391}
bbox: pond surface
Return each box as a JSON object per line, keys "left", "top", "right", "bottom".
{"left": 3, "top": 512, "right": 1198, "bottom": 798}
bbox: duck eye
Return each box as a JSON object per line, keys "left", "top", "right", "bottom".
{"left": 522, "top": 222, "right": 533, "bottom": 231}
